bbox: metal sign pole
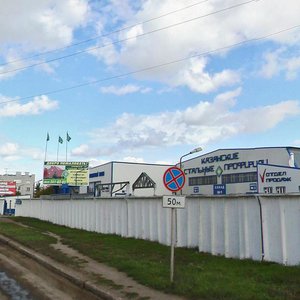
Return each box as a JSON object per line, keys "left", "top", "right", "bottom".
{"left": 162, "top": 166, "right": 187, "bottom": 283}
{"left": 170, "top": 207, "right": 175, "bottom": 282}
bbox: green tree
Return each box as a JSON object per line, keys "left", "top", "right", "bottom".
{"left": 34, "top": 185, "right": 55, "bottom": 198}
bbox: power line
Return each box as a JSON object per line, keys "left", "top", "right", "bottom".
{"left": 1, "top": 23, "right": 299, "bottom": 106}
{"left": 0, "top": 0, "right": 259, "bottom": 76}
{"left": 0, "top": 0, "right": 209, "bottom": 67}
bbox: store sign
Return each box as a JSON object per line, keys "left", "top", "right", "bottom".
{"left": 201, "top": 152, "right": 239, "bottom": 164}
{"left": 43, "top": 161, "right": 89, "bottom": 186}
{"left": 224, "top": 159, "right": 269, "bottom": 170}
{"left": 184, "top": 150, "right": 269, "bottom": 176}
{"left": 257, "top": 164, "right": 300, "bottom": 194}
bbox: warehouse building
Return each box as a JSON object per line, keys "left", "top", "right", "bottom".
{"left": 180, "top": 147, "right": 300, "bottom": 195}
{"left": 88, "top": 161, "right": 173, "bottom": 197}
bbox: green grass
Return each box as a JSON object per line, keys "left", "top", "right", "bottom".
{"left": 1, "top": 217, "right": 300, "bottom": 300}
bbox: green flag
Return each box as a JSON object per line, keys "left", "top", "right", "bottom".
{"left": 58, "top": 136, "right": 63, "bottom": 144}
{"left": 67, "top": 132, "right": 71, "bottom": 142}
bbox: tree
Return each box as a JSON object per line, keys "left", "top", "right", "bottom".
{"left": 34, "top": 184, "right": 55, "bottom": 198}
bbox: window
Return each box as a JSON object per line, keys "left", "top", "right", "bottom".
{"left": 222, "top": 172, "right": 257, "bottom": 184}
{"left": 89, "top": 171, "right": 105, "bottom": 178}
{"left": 26, "top": 187, "right": 31, "bottom": 192}
{"left": 189, "top": 175, "right": 217, "bottom": 186}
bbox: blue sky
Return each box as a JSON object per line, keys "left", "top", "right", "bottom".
{"left": 1, "top": 0, "right": 300, "bottom": 180}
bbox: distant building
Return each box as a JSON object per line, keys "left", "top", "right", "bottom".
{"left": 0, "top": 172, "right": 35, "bottom": 198}
{"left": 87, "top": 161, "right": 173, "bottom": 197}
{"left": 180, "top": 146, "right": 300, "bottom": 195}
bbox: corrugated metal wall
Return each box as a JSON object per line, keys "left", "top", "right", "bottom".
{"left": 15, "top": 195, "right": 300, "bottom": 266}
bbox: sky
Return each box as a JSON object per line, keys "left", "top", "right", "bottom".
{"left": 1, "top": 0, "right": 300, "bottom": 181}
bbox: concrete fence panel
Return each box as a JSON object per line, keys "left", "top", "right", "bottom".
{"left": 14, "top": 195, "right": 300, "bottom": 266}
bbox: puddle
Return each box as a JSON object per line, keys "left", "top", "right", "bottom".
{"left": 0, "top": 271, "right": 32, "bottom": 300}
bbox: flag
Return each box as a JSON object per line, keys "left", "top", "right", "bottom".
{"left": 46, "top": 132, "right": 50, "bottom": 141}
{"left": 58, "top": 136, "right": 63, "bottom": 144}
{"left": 67, "top": 132, "right": 71, "bottom": 142}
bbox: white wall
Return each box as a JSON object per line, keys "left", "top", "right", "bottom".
{"left": 0, "top": 199, "right": 4, "bottom": 214}
{"left": 15, "top": 194, "right": 300, "bottom": 266}
{"left": 89, "top": 162, "right": 172, "bottom": 196}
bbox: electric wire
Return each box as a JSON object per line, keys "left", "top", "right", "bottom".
{"left": 0, "top": 0, "right": 210, "bottom": 67}
{"left": 0, "top": 23, "right": 299, "bottom": 106}
{"left": 0, "top": 0, "right": 259, "bottom": 76}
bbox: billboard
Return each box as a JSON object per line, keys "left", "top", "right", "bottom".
{"left": 43, "top": 161, "right": 89, "bottom": 186}
{"left": 0, "top": 181, "right": 16, "bottom": 196}
{"left": 257, "top": 164, "right": 300, "bottom": 194}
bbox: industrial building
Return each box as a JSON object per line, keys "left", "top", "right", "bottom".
{"left": 87, "top": 161, "right": 173, "bottom": 197}
{"left": 180, "top": 147, "right": 300, "bottom": 195}
{"left": 0, "top": 172, "right": 35, "bottom": 198}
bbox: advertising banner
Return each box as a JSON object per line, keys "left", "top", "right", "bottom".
{"left": 257, "top": 164, "right": 300, "bottom": 194}
{"left": 43, "top": 161, "right": 89, "bottom": 186}
{"left": 0, "top": 181, "right": 16, "bottom": 196}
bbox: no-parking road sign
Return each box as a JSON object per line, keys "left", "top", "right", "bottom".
{"left": 163, "top": 166, "right": 186, "bottom": 192}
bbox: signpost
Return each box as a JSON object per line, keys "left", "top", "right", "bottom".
{"left": 163, "top": 167, "right": 186, "bottom": 282}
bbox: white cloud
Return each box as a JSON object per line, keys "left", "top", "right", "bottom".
{"left": 177, "top": 57, "right": 240, "bottom": 93}
{"left": 100, "top": 84, "right": 151, "bottom": 95}
{"left": 0, "top": 0, "right": 90, "bottom": 52}
{"left": 122, "top": 156, "right": 145, "bottom": 163}
{"left": 87, "top": 37, "right": 119, "bottom": 65}
{"left": 293, "top": 140, "right": 300, "bottom": 146}
{"left": 0, "top": 51, "right": 28, "bottom": 80}
{"left": 260, "top": 48, "right": 300, "bottom": 80}
{"left": 72, "top": 144, "right": 90, "bottom": 156}
{"left": 80, "top": 88, "right": 299, "bottom": 156}
{"left": 0, "top": 95, "right": 59, "bottom": 117}
{"left": 0, "top": 143, "right": 19, "bottom": 156}
{"left": 89, "top": 0, "right": 300, "bottom": 92}
{"left": 0, "top": 141, "right": 44, "bottom": 164}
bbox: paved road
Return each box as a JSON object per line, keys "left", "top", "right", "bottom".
{"left": 0, "top": 243, "right": 103, "bottom": 300}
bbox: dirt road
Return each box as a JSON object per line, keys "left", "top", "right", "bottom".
{"left": 0, "top": 243, "right": 103, "bottom": 300}
{"left": 0, "top": 217, "right": 185, "bottom": 299}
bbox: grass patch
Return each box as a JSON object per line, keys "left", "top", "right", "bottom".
{"left": 92, "top": 274, "right": 123, "bottom": 290}
{"left": 3, "top": 217, "right": 300, "bottom": 300}
{"left": 0, "top": 221, "right": 83, "bottom": 268}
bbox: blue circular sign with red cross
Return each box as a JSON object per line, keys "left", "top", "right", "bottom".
{"left": 163, "top": 167, "right": 186, "bottom": 192}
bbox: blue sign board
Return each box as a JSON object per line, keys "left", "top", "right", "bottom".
{"left": 249, "top": 183, "right": 257, "bottom": 192}
{"left": 193, "top": 186, "right": 200, "bottom": 194}
{"left": 213, "top": 184, "right": 226, "bottom": 195}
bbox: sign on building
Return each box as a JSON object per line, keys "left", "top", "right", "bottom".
{"left": 257, "top": 164, "right": 300, "bottom": 194}
{"left": 0, "top": 181, "right": 16, "bottom": 196}
{"left": 43, "top": 161, "right": 89, "bottom": 186}
{"left": 213, "top": 184, "right": 226, "bottom": 195}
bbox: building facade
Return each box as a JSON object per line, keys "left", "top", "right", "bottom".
{"left": 88, "top": 161, "right": 173, "bottom": 197}
{"left": 180, "top": 147, "right": 300, "bottom": 195}
{"left": 0, "top": 172, "right": 35, "bottom": 198}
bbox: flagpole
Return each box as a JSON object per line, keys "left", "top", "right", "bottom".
{"left": 66, "top": 132, "right": 71, "bottom": 162}
{"left": 44, "top": 133, "right": 49, "bottom": 161}
{"left": 66, "top": 132, "right": 68, "bottom": 162}
{"left": 57, "top": 137, "right": 59, "bottom": 161}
